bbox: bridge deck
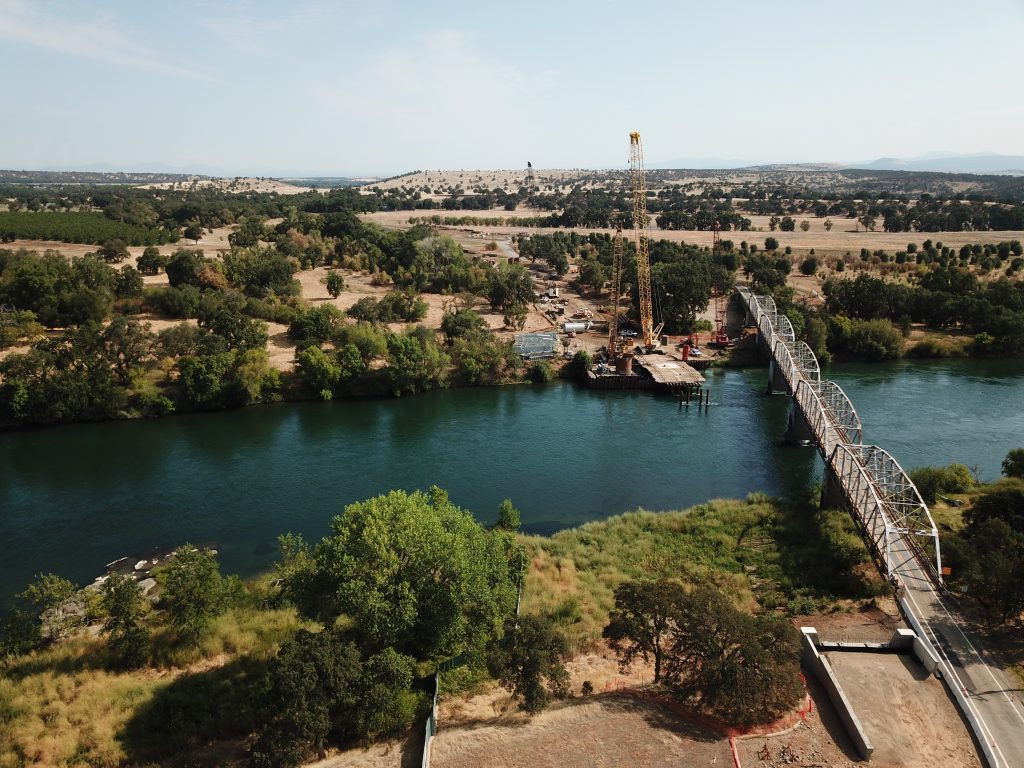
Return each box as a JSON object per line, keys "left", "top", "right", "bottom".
{"left": 634, "top": 355, "right": 705, "bottom": 387}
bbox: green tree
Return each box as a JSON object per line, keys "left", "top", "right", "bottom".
{"left": 441, "top": 307, "right": 487, "bottom": 342}
{"left": 764, "top": 237, "right": 779, "bottom": 252}
{"left": 228, "top": 216, "right": 267, "bottom": 249}
{"left": 503, "top": 300, "right": 528, "bottom": 330}
{"left": 18, "top": 572, "right": 77, "bottom": 615}
{"left": 449, "top": 330, "right": 509, "bottom": 386}
{"left": 101, "top": 315, "right": 153, "bottom": 386}
{"left": 488, "top": 262, "right": 534, "bottom": 312}
{"left": 800, "top": 257, "right": 818, "bottom": 276}
{"left": 488, "top": 615, "right": 570, "bottom": 713}
{"left": 137, "top": 246, "right": 168, "bottom": 275}
{"left": 953, "top": 517, "right": 1024, "bottom": 623}
{"left": 563, "top": 349, "right": 591, "bottom": 381}
{"left": 578, "top": 258, "right": 607, "bottom": 295}
{"left": 823, "top": 219, "right": 833, "bottom": 232}
{"left": 1002, "top": 449, "right": 1024, "bottom": 479}
{"left": 99, "top": 239, "right": 130, "bottom": 263}
{"left": 101, "top": 573, "right": 149, "bottom": 670}
{"left": 909, "top": 464, "right": 975, "bottom": 504}
{"left": 178, "top": 352, "right": 234, "bottom": 407}
{"left": 325, "top": 270, "right": 345, "bottom": 298}
{"left": 800, "top": 220, "right": 811, "bottom": 232}
{"left": 652, "top": 256, "right": 714, "bottom": 333}
{"left": 603, "top": 579, "right": 685, "bottom": 684}
{"left": 165, "top": 249, "right": 206, "bottom": 288}
{"left": 296, "top": 345, "right": 342, "bottom": 400}
{"left": 384, "top": 331, "right": 449, "bottom": 396}
{"left": 287, "top": 305, "right": 344, "bottom": 349}
{"left": 251, "top": 629, "right": 363, "bottom": 765}
{"left": 183, "top": 223, "right": 204, "bottom": 244}
{"left": 496, "top": 499, "right": 521, "bottom": 531}
{"left": 158, "top": 545, "right": 227, "bottom": 643}
{"left": 282, "top": 487, "right": 518, "bottom": 660}
{"left": 353, "top": 648, "right": 422, "bottom": 740}
{"left": 230, "top": 348, "right": 282, "bottom": 405}
{"left": 115, "top": 265, "right": 145, "bottom": 299}
{"left": 662, "top": 584, "right": 803, "bottom": 725}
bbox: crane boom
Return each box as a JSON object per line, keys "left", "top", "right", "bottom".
{"left": 629, "top": 132, "right": 654, "bottom": 348}
{"left": 608, "top": 228, "right": 624, "bottom": 357}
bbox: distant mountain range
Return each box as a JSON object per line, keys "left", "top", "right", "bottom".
{"left": 845, "top": 153, "right": 1024, "bottom": 175}
{"left": 650, "top": 153, "right": 1024, "bottom": 175}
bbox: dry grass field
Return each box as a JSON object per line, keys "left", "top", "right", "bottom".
{"left": 363, "top": 210, "right": 1024, "bottom": 261}
{"left": 138, "top": 177, "right": 312, "bottom": 195}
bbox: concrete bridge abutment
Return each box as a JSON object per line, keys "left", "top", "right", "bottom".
{"left": 785, "top": 400, "right": 814, "bottom": 445}
{"left": 766, "top": 360, "right": 788, "bottom": 394}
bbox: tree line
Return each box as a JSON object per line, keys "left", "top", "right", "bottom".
{"left": 0, "top": 210, "right": 176, "bottom": 246}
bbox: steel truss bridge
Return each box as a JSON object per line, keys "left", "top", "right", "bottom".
{"left": 737, "top": 286, "right": 942, "bottom": 582}
{"left": 737, "top": 286, "right": 1024, "bottom": 768}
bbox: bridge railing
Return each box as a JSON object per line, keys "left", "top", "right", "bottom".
{"left": 817, "top": 380, "right": 863, "bottom": 444}
{"left": 775, "top": 314, "right": 795, "bottom": 344}
{"left": 848, "top": 444, "right": 943, "bottom": 578}
{"left": 794, "top": 379, "right": 843, "bottom": 459}
{"left": 829, "top": 443, "right": 894, "bottom": 574}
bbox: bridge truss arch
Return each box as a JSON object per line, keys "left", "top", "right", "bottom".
{"left": 735, "top": 286, "right": 943, "bottom": 585}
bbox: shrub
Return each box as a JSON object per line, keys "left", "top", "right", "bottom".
{"left": 527, "top": 360, "right": 555, "bottom": 383}
{"left": 910, "top": 464, "right": 975, "bottom": 504}
{"left": 800, "top": 257, "right": 818, "bottom": 276}
{"left": 563, "top": 350, "right": 591, "bottom": 381}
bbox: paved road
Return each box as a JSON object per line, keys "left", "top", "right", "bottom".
{"left": 892, "top": 536, "right": 1024, "bottom": 768}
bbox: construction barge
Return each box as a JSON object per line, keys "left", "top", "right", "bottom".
{"left": 586, "top": 353, "right": 705, "bottom": 394}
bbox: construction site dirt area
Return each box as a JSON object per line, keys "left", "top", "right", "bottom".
{"left": 821, "top": 652, "right": 981, "bottom": 767}
{"left": 430, "top": 694, "right": 731, "bottom": 768}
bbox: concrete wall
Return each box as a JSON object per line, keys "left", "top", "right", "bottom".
{"left": 800, "top": 628, "right": 875, "bottom": 760}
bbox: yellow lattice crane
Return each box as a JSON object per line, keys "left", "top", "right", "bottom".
{"left": 629, "top": 131, "right": 656, "bottom": 349}
{"left": 607, "top": 228, "right": 625, "bottom": 357}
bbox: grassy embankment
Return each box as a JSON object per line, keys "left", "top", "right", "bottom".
{"left": 0, "top": 604, "right": 305, "bottom": 767}
{"left": 1, "top": 494, "right": 885, "bottom": 765}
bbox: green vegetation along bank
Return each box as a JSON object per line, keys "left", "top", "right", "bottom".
{"left": 3, "top": 456, "right": 1020, "bottom": 765}
{"left": 0, "top": 487, "right": 881, "bottom": 767}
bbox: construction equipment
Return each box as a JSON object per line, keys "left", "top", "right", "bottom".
{"left": 711, "top": 221, "right": 731, "bottom": 347}
{"left": 607, "top": 228, "right": 626, "bottom": 357}
{"left": 628, "top": 132, "right": 659, "bottom": 349}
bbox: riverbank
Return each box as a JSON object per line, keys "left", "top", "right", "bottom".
{"left": 0, "top": 493, "right": 880, "bottom": 766}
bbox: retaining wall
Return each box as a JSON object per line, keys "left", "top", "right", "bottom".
{"left": 800, "top": 627, "right": 874, "bottom": 760}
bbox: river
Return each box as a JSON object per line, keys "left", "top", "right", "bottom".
{"left": 2, "top": 357, "right": 1022, "bottom": 602}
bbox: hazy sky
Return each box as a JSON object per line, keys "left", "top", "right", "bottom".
{"left": 2, "top": 0, "right": 1022, "bottom": 175}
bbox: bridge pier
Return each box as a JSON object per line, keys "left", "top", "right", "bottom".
{"left": 820, "top": 466, "right": 847, "bottom": 511}
{"left": 766, "top": 360, "right": 788, "bottom": 394}
{"left": 785, "top": 400, "right": 814, "bottom": 445}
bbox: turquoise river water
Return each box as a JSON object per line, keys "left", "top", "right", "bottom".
{"left": 2, "top": 357, "right": 1023, "bottom": 602}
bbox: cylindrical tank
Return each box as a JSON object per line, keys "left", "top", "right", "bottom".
{"left": 615, "top": 353, "right": 634, "bottom": 375}
{"left": 563, "top": 322, "right": 589, "bottom": 333}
